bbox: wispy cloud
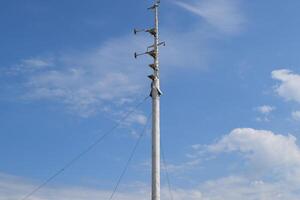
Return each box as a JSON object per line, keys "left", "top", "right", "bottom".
{"left": 4, "top": 58, "right": 53, "bottom": 75}
{"left": 256, "top": 105, "right": 276, "bottom": 115}
{"left": 175, "top": 0, "right": 245, "bottom": 34}
{"left": 4, "top": 35, "right": 150, "bottom": 119}
{"left": 197, "top": 175, "right": 300, "bottom": 200}
{"left": 0, "top": 173, "right": 148, "bottom": 200}
{"left": 0, "top": 173, "right": 204, "bottom": 200}
{"left": 21, "top": 58, "right": 52, "bottom": 69}
{"left": 2, "top": 167, "right": 300, "bottom": 200}
{"left": 255, "top": 105, "right": 276, "bottom": 122}
{"left": 3, "top": 28, "right": 214, "bottom": 118}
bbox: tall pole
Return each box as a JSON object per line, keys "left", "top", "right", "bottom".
{"left": 134, "top": 1, "right": 163, "bottom": 200}
{"left": 134, "top": 0, "right": 165, "bottom": 200}
{"left": 152, "top": 2, "right": 160, "bottom": 200}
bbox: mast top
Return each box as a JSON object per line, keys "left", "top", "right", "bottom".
{"left": 133, "top": 0, "right": 164, "bottom": 96}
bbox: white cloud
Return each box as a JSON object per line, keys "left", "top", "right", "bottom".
{"left": 256, "top": 105, "right": 276, "bottom": 115}
{"left": 206, "top": 128, "right": 300, "bottom": 183}
{"left": 272, "top": 69, "right": 300, "bottom": 103}
{"left": 175, "top": 0, "right": 245, "bottom": 34}
{"left": 291, "top": 111, "right": 300, "bottom": 121}
{"left": 255, "top": 105, "right": 275, "bottom": 122}
{"left": 180, "top": 128, "right": 300, "bottom": 182}
{"left": 177, "top": 128, "right": 300, "bottom": 199}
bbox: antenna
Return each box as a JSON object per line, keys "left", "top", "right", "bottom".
{"left": 134, "top": 1, "right": 164, "bottom": 200}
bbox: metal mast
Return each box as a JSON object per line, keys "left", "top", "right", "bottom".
{"left": 134, "top": 1, "right": 164, "bottom": 200}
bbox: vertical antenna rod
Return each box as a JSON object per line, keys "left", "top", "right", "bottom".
{"left": 134, "top": 1, "right": 164, "bottom": 200}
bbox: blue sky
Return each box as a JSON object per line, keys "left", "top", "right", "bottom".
{"left": 1, "top": 0, "right": 300, "bottom": 199}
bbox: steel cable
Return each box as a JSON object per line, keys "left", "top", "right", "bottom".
{"left": 108, "top": 112, "right": 151, "bottom": 200}
{"left": 21, "top": 96, "right": 149, "bottom": 200}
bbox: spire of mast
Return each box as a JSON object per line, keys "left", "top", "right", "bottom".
{"left": 134, "top": 1, "right": 164, "bottom": 200}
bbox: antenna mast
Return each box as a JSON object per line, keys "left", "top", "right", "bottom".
{"left": 134, "top": 1, "right": 164, "bottom": 200}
